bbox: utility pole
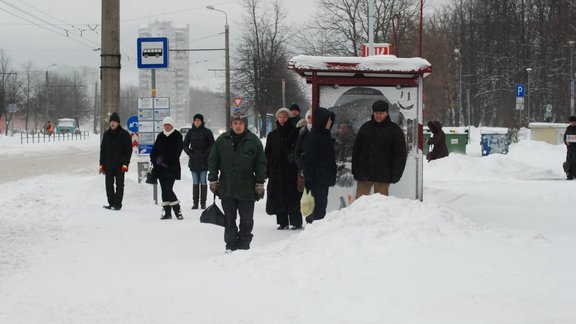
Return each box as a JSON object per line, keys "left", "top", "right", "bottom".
{"left": 569, "top": 41, "right": 575, "bottom": 116}
{"left": 100, "top": 0, "right": 121, "bottom": 138}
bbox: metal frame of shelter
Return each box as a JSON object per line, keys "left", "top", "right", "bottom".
{"left": 288, "top": 55, "right": 432, "bottom": 201}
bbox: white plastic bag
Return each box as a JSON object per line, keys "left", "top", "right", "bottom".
{"left": 300, "top": 188, "right": 315, "bottom": 217}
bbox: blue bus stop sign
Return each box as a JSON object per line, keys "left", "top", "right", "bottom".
{"left": 127, "top": 115, "right": 139, "bottom": 132}
{"left": 516, "top": 84, "right": 525, "bottom": 97}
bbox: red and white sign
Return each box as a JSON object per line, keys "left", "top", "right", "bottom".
{"left": 233, "top": 97, "right": 243, "bottom": 108}
{"left": 361, "top": 43, "right": 392, "bottom": 57}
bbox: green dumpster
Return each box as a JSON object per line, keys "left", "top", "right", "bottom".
{"left": 424, "top": 127, "right": 468, "bottom": 155}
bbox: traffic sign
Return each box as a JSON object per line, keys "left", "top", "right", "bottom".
{"left": 137, "top": 37, "right": 169, "bottom": 69}
{"left": 127, "top": 115, "right": 139, "bottom": 132}
{"left": 516, "top": 84, "right": 524, "bottom": 97}
{"left": 233, "top": 97, "right": 243, "bottom": 108}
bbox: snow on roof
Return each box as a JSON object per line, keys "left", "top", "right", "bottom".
{"left": 288, "top": 54, "right": 431, "bottom": 75}
{"left": 479, "top": 127, "right": 509, "bottom": 135}
{"left": 529, "top": 122, "right": 569, "bottom": 129}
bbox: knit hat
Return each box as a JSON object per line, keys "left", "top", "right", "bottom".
{"left": 290, "top": 103, "right": 300, "bottom": 112}
{"left": 193, "top": 114, "right": 204, "bottom": 122}
{"left": 109, "top": 112, "right": 120, "bottom": 123}
{"left": 372, "top": 100, "right": 389, "bottom": 112}
{"left": 231, "top": 110, "right": 248, "bottom": 124}
{"left": 162, "top": 116, "right": 175, "bottom": 127}
{"left": 569, "top": 116, "right": 576, "bottom": 122}
{"left": 275, "top": 108, "right": 291, "bottom": 120}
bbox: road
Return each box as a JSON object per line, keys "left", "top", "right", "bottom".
{"left": 0, "top": 147, "right": 97, "bottom": 184}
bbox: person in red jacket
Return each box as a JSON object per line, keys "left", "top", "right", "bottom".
{"left": 46, "top": 121, "right": 54, "bottom": 137}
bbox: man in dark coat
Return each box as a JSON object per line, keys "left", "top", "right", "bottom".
{"left": 289, "top": 103, "right": 302, "bottom": 127}
{"left": 564, "top": 116, "right": 576, "bottom": 180}
{"left": 208, "top": 110, "right": 267, "bottom": 252}
{"left": 426, "top": 120, "right": 449, "bottom": 161}
{"left": 352, "top": 100, "right": 407, "bottom": 198}
{"left": 99, "top": 112, "right": 132, "bottom": 210}
{"left": 265, "top": 108, "right": 302, "bottom": 230}
{"left": 302, "top": 107, "right": 337, "bottom": 224}
{"left": 183, "top": 114, "right": 215, "bottom": 209}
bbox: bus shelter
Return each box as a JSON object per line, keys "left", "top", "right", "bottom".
{"left": 288, "top": 54, "right": 431, "bottom": 207}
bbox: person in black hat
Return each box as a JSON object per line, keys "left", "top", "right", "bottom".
{"left": 352, "top": 100, "right": 407, "bottom": 198}
{"left": 563, "top": 116, "right": 576, "bottom": 180}
{"left": 99, "top": 112, "right": 132, "bottom": 210}
{"left": 289, "top": 103, "right": 302, "bottom": 127}
{"left": 183, "top": 113, "right": 215, "bottom": 209}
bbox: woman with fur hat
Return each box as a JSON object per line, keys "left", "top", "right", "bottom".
{"left": 183, "top": 114, "right": 215, "bottom": 209}
{"left": 151, "top": 116, "right": 184, "bottom": 219}
{"left": 265, "top": 108, "right": 303, "bottom": 230}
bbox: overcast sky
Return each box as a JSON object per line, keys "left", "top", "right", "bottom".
{"left": 0, "top": 0, "right": 449, "bottom": 86}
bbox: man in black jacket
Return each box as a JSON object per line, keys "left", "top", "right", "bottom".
{"left": 564, "top": 116, "right": 576, "bottom": 180}
{"left": 99, "top": 112, "right": 132, "bottom": 210}
{"left": 352, "top": 100, "right": 407, "bottom": 198}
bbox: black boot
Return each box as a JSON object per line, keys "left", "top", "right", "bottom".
{"left": 192, "top": 185, "right": 199, "bottom": 209}
{"left": 200, "top": 184, "right": 208, "bottom": 209}
{"left": 161, "top": 205, "right": 172, "bottom": 219}
{"left": 173, "top": 204, "right": 183, "bottom": 220}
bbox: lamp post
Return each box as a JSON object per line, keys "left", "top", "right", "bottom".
{"left": 526, "top": 67, "right": 532, "bottom": 124}
{"left": 45, "top": 63, "right": 57, "bottom": 122}
{"left": 569, "top": 41, "right": 575, "bottom": 116}
{"left": 207, "top": 5, "right": 231, "bottom": 131}
{"left": 454, "top": 48, "right": 463, "bottom": 126}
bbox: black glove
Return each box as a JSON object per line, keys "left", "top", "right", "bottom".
{"left": 255, "top": 183, "right": 265, "bottom": 201}
{"left": 391, "top": 176, "right": 401, "bottom": 184}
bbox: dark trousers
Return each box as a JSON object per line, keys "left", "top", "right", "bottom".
{"left": 221, "top": 198, "right": 255, "bottom": 250}
{"left": 105, "top": 169, "right": 125, "bottom": 208}
{"left": 311, "top": 186, "right": 329, "bottom": 220}
{"left": 159, "top": 177, "right": 178, "bottom": 203}
{"left": 276, "top": 211, "right": 303, "bottom": 227}
{"left": 567, "top": 149, "right": 576, "bottom": 179}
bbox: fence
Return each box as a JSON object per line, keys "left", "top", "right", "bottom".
{"left": 20, "top": 131, "right": 90, "bottom": 144}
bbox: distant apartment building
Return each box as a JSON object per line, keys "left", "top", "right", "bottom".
{"left": 138, "top": 21, "right": 190, "bottom": 127}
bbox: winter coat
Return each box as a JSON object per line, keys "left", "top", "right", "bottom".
{"left": 208, "top": 130, "right": 267, "bottom": 201}
{"left": 183, "top": 124, "right": 215, "bottom": 171}
{"left": 427, "top": 121, "right": 449, "bottom": 160}
{"left": 150, "top": 130, "right": 183, "bottom": 180}
{"left": 564, "top": 125, "right": 576, "bottom": 154}
{"left": 302, "top": 108, "right": 337, "bottom": 190}
{"left": 290, "top": 115, "right": 302, "bottom": 128}
{"left": 265, "top": 121, "right": 301, "bottom": 214}
{"left": 294, "top": 125, "right": 310, "bottom": 171}
{"left": 99, "top": 125, "right": 132, "bottom": 171}
{"left": 352, "top": 115, "right": 407, "bottom": 184}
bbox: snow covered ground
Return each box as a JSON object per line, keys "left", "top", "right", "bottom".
{"left": 0, "top": 128, "right": 574, "bottom": 323}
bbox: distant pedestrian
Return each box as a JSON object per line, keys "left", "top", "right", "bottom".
{"left": 99, "top": 112, "right": 132, "bottom": 211}
{"left": 183, "top": 114, "right": 215, "bottom": 209}
{"left": 265, "top": 108, "right": 302, "bottom": 230}
{"left": 289, "top": 103, "right": 302, "bottom": 127}
{"left": 302, "top": 107, "right": 337, "bottom": 224}
{"left": 334, "top": 120, "right": 355, "bottom": 163}
{"left": 208, "top": 110, "right": 267, "bottom": 253}
{"left": 151, "top": 117, "right": 184, "bottom": 219}
{"left": 563, "top": 116, "right": 576, "bottom": 180}
{"left": 46, "top": 121, "right": 54, "bottom": 137}
{"left": 352, "top": 100, "right": 407, "bottom": 198}
{"left": 426, "top": 120, "right": 449, "bottom": 161}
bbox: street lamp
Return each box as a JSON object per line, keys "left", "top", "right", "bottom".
{"left": 45, "top": 63, "right": 57, "bottom": 122}
{"left": 569, "top": 40, "right": 575, "bottom": 116}
{"left": 207, "top": 5, "right": 231, "bottom": 131}
{"left": 526, "top": 67, "right": 532, "bottom": 123}
{"left": 454, "top": 48, "right": 463, "bottom": 126}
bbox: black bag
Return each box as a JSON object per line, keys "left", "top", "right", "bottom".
{"left": 200, "top": 195, "right": 226, "bottom": 227}
{"left": 145, "top": 168, "right": 157, "bottom": 184}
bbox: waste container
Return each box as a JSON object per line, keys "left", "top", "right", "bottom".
{"left": 444, "top": 127, "right": 469, "bottom": 154}
{"left": 423, "top": 126, "right": 468, "bottom": 154}
{"left": 479, "top": 127, "right": 510, "bottom": 156}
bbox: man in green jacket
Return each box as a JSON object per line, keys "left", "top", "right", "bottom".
{"left": 208, "top": 111, "right": 267, "bottom": 253}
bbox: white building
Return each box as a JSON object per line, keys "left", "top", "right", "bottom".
{"left": 138, "top": 21, "right": 190, "bottom": 127}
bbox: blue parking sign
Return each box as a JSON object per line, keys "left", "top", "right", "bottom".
{"left": 516, "top": 84, "right": 524, "bottom": 98}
